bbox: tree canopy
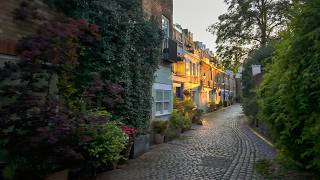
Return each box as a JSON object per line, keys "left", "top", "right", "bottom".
{"left": 208, "top": 0, "right": 291, "bottom": 70}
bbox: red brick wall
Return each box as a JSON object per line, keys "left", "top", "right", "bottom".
{"left": 141, "top": 0, "right": 173, "bottom": 38}
{"left": 0, "top": 0, "right": 53, "bottom": 55}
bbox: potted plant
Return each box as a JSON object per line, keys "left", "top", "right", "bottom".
{"left": 192, "top": 109, "right": 204, "bottom": 125}
{"left": 182, "top": 113, "right": 192, "bottom": 132}
{"left": 121, "top": 125, "right": 137, "bottom": 160}
{"left": 152, "top": 120, "right": 169, "bottom": 144}
{"left": 131, "top": 133, "right": 150, "bottom": 159}
{"left": 83, "top": 122, "right": 127, "bottom": 172}
{"left": 169, "top": 110, "right": 184, "bottom": 137}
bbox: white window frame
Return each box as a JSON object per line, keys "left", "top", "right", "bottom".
{"left": 154, "top": 84, "right": 172, "bottom": 116}
{"left": 162, "top": 15, "right": 170, "bottom": 39}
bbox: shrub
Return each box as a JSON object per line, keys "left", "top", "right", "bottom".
{"left": 182, "top": 113, "right": 192, "bottom": 130}
{"left": 0, "top": 18, "right": 124, "bottom": 178}
{"left": 208, "top": 101, "right": 216, "bottom": 112}
{"left": 173, "top": 97, "right": 184, "bottom": 112}
{"left": 192, "top": 109, "right": 204, "bottom": 125}
{"left": 169, "top": 110, "right": 184, "bottom": 129}
{"left": 83, "top": 122, "right": 127, "bottom": 169}
{"left": 174, "top": 98, "right": 196, "bottom": 115}
{"left": 183, "top": 89, "right": 191, "bottom": 97}
{"left": 152, "top": 120, "right": 169, "bottom": 135}
{"left": 182, "top": 99, "right": 196, "bottom": 113}
{"left": 242, "top": 95, "right": 259, "bottom": 125}
{"left": 241, "top": 45, "right": 274, "bottom": 126}
{"left": 258, "top": 1, "right": 320, "bottom": 170}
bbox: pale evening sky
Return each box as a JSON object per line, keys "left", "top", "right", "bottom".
{"left": 173, "top": 0, "right": 228, "bottom": 52}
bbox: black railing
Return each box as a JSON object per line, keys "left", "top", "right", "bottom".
{"left": 163, "top": 38, "right": 178, "bottom": 63}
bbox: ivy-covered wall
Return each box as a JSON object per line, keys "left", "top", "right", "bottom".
{"left": 48, "top": 0, "right": 163, "bottom": 133}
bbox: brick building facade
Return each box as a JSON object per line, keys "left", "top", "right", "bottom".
{"left": 141, "top": 0, "right": 178, "bottom": 120}
{"left": 0, "top": 0, "right": 53, "bottom": 56}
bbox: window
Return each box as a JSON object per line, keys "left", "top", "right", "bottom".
{"left": 162, "top": 16, "right": 170, "bottom": 39}
{"left": 162, "top": 16, "right": 170, "bottom": 53}
{"left": 155, "top": 90, "right": 171, "bottom": 116}
{"left": 185, "top": 60, "right": 191, "bottom": 76}
{"left": 193, "top": 63, "right": 197, "bottom": 76}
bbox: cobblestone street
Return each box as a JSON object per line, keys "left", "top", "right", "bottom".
{"left": 98, "top": 105, "right": 276, "bottom": 180}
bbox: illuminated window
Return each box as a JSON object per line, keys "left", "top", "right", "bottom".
{"left": 193, "top": 63, "right": 197, "bottom": 76}
{"left": 186, "top": 60, "right": 191, "bottom": 76}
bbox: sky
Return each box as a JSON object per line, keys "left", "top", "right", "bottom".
{"left": 173, "top": 0, "right": 228, "bottom": 52}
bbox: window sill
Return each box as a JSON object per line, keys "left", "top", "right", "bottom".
{"left": 155, "top": 113, "right": 171, "bottom": 117}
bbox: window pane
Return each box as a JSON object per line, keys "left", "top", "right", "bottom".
{"left": 156, "top": 90, "right": 163, "bottom": 101}
{"left": 164, "top": 102, "right": 170, "bottom": 111}
{"left": 164, "top": 90, "right": 171, "bottom": 101}
{"left": 156, "top": 102, "right": 162, "bottom": 112}
{"left": 162, "top": 16, "right": 169, "bottom": 38}
{"left": 186, "top": 60, "right": 190, "bottom": 76}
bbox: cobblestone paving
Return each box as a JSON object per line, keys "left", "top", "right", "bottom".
{"left": 98, "top": 105, "right": 276, "bottom": 180}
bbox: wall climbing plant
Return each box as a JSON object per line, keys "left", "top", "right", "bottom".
{"left": 46, "top": 0, "right": 163, "bottom": 133}
{"left": 0, "top": 18, "right": 124, "bottom": 179}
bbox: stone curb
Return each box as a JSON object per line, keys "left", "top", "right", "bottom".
{"left": 248, "top": 126, "right": 275, "bottom": 148}
{"left": 202, "top": 105, "right": 233, "bottom": 117}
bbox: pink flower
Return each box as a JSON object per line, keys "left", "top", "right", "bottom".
{"left": 121, "top": 126, "right": 137, "bottom": 136}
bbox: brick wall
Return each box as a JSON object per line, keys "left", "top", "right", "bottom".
{"left": 0, "top": 0, "right": 53, "bottom": 55}
{"left": 141, "top": 0, "right": 173, "bottom": 38}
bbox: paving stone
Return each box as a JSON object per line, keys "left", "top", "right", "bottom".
{"left": 97, "top": 105, "right": 276, "bottom": 180}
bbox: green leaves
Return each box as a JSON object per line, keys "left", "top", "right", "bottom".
{"left": 84, "top": 122, "right": 127, "bottom": 168}
{"left": 208, "top": 0, "right": 291, "bottom": 70}
{"left": 258, "top": 0, "right": 320, "bottom": 171}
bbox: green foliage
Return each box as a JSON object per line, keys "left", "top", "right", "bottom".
{"left": 0, "top": 18, "right": 125, "bottom": 178}
{"left": 241, "top": 45, "right": 275, "bottom": 124}
{"left": 192, "top": 109, "right": 204, "bottom": 125}
{"left": 208, "top": 101, "right": 217, "bottom": 112}
{"left": 258, "top": 0, "right": 320, "bottom": 170}
{"left": 182, "top": 113, "right": 192, "bottom": 130}
{"left": 59, "top": 0, "right": 162, "bottom": 133}
{"left": 255, "top": 157, "right": 319, "bottom": 180}
{"left": 208, "top": 0, "right": 291, "bottom": 69}
{"left": 255, "top": 159, "right": 273, "bottom": 178}
{"left": 169, "top": 110, "right": 184, "bottom": 129}
{"left": 174, "top": 98, "right": 196, "bottom": 115}
{"left": 94, "top": 110, "right": 111, "bottom": 117}
{"left": 84, "top": 122, "right": 127, "bottom": 168}
{"left": 152, "top": 120, "right": 169, "bottom": 135}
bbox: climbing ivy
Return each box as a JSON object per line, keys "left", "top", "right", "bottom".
{"left": 50, "top": 0, "right": 162, "bottom": 132}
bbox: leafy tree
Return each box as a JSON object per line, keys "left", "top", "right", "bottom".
{"left": 241, "top": 45, "right": 274, "bottom": 126}
{"left": 258, "top": 0, "right": 320, "bottom": 170}
{"left": 208, "top": 0, "right": 291, "bottom": 70}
